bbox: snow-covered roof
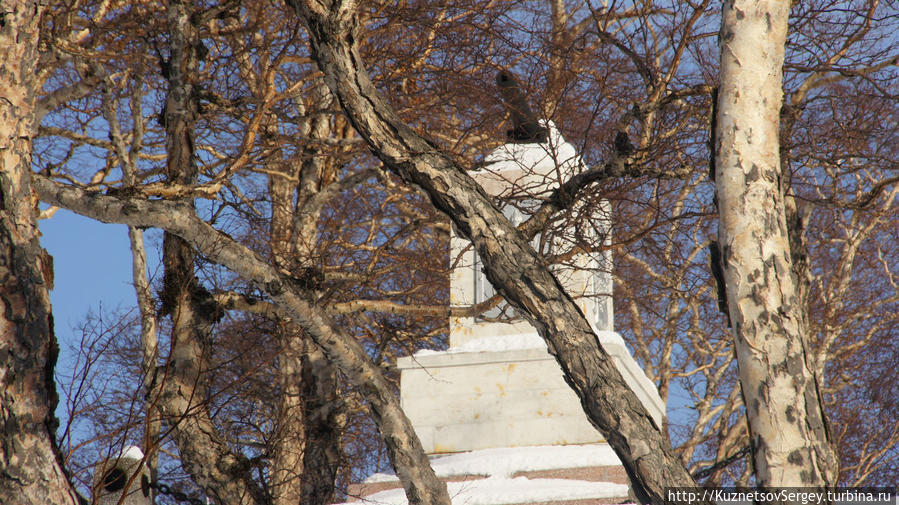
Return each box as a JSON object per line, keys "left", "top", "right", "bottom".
{"left": 342, "top": 445, "right": 629, "bottom": 505}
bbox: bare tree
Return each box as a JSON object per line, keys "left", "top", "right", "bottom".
{"left": 283, "top": 0, "right": 709, "bottom": 503}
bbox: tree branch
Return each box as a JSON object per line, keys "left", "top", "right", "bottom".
{"left": 33, "top": 174, "right": 448, "bottom": 505}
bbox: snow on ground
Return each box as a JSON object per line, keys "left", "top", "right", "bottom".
{"left": 345, "top": 476, "right": 628, "bottom": 505}
{"left": 348, "top": 444, "right": 629, "bottom": 504}
{"left": 364, "top": 444, "right": 623, "bottom": 483}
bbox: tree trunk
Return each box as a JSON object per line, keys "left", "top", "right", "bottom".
{"left": 0, "top": 2, "right": 81, "bottom": 503}
{"left": 120, "top": 89, "right": 161, "bottom": 504}
{"left": 300, "top": 345, "right": 343, "bottom": 505}
{"left": 266, "top": 119, "right": 308, "bottom": 505}
{"left": 286, "top": 1, "right": 705, "bottom": 502}
{"left": 714, "top": 0, "right": 837, "bottom": 488}
{"left": 267, "top": 78, "right": 344, "bottom": 505}
{"left": 154, "top": 2, "right": 267, "bottom": 504}
{"left": 127, "top": 223, "right": 161, "bottom": 503}
{"left": 293, "top": 86, "right": 345, "bottom": 505}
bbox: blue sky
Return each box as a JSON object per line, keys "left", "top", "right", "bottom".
{"left": 39, "top": 209, "right": 161, "bottom": 382}
{"left": 41, "top": 210, "right": 135, "bottom": 334}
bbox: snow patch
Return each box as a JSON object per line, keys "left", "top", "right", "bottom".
{"left": 448, "top": 333, "right": 546, "bottom": 353}
{"left": 364, "top": 444, "right": 623, "bottom": 483}
{"left": 594, "top": 330, "right": 626, "bottom": 348}
{"left": 118, "top": 445, "right": 144, "bottom": 461}
{"left": 346, "top": 477, "right": 628, "bottom": 505}
{"left": 411, "top": 349, "right": 444, "bottom": 357}
{"left": 412, "top": 331, "right": 626, "bottom": 358}
{"left": 481, "top": 121, "right": 582, "bottom": 178}
{"left": 412, "top": 333, "right": 546, "bottom": 358}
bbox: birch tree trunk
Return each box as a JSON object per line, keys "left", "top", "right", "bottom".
{"left": 0, "top": 2, "right": 81, "bottom": 503}
{"left": 291, "top": 83, "right": 345, "bottom": 505}
{"left": 714, "top": 0, "right": 837, "bottom": 488}
{"left": 103, "top": 69, "right": 163, "bottom": 503}
{"left": 265, "top": 101, "right": 307, "bottom": 505}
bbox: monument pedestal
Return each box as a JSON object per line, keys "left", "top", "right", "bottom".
{"left": 397, "top": 330, "right": 664, "bottom": 454}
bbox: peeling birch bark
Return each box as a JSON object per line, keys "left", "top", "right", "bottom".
{"left": 715, "top": 0, "right": 838, "bottom": 488}
{"left": 0, "top": 1, "right": 82, "bottom": 503}
{"left": 153, "top": 2, "right": 268, "bottom": 503}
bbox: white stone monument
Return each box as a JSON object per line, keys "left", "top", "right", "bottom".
{"left": 397, "top": 121, "right": 664, "bottom": 454}
{"left": 347, "top": 121, "right": 666, "bottom": 505}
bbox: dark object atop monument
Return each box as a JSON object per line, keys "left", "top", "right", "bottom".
{"left": 496, "top": 70, "right": 548, "bottom": 144}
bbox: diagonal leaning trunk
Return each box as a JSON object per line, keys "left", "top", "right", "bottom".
{"left": 714, "top": 0, "right": 838, "bottom": 488}
{"left": 35, "top": 172, "right": 454, "bottom": 505}
{"left": 286, "top": 0, "right": 705, "bottom": 502}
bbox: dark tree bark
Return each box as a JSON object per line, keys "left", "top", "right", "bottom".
{"left": 300, "top": 346, "right": 343, "bottom": 505}
{"left": 0, "top": 2, "right": 82, "bottom": 503}
{"left": 285, "top": 0, "right": 705, "bottom": 502}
